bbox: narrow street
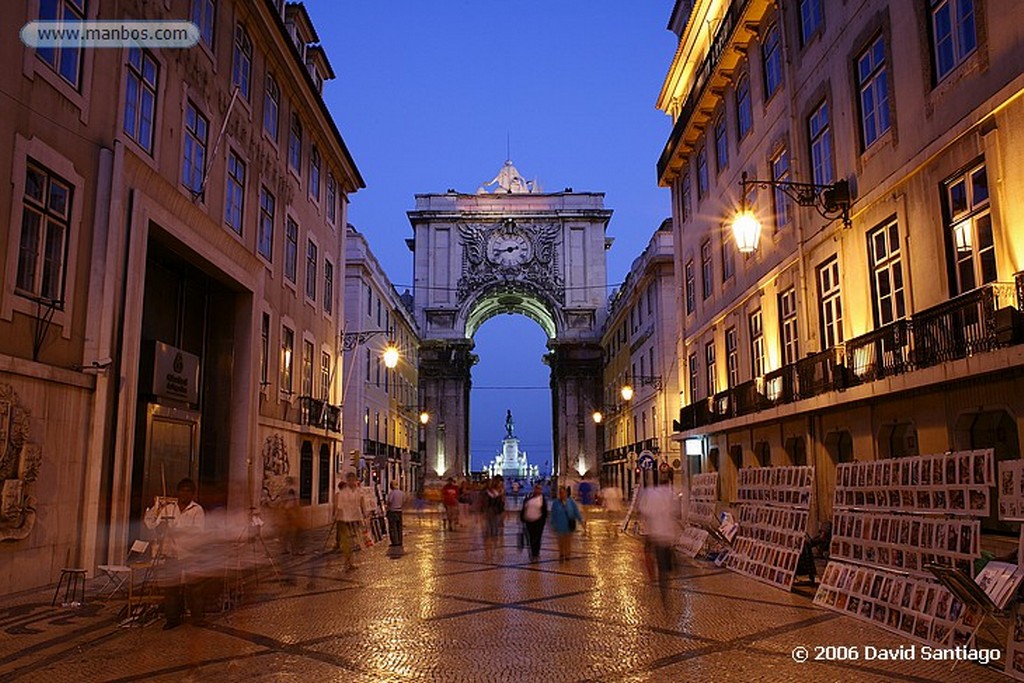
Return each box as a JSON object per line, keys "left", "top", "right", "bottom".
{"left": 0, "top": 512, "right": 1007, "bottom": 682}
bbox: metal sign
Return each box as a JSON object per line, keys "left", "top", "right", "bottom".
{"left": 153, "top": 341, "right": 200, "bottom": 404}
{"left": 638, "top": 450, "right": 655, "bottom": 470}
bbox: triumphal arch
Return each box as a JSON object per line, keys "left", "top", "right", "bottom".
{"left": 408, "top": 161, "right": 611, "bottom": 484}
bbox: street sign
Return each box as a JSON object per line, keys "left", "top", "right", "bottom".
{"left": 659, "top": 462, "right": 670, "bottom": 472}
{"left": 638, "top": 450, "right": 655, "bottom": 470}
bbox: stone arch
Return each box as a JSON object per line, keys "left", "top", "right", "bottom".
{"left": 461, "top": 282, "right": 562, "bottom": 340}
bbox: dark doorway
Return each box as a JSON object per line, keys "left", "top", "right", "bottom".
{"left": 825, "top": 430, "right": 854, "bottom": 464}
{"left": 300, "top": 440, "right": 314, "bottom": 504}
{"left": 786, "top": 436, "right": 807, "bottom": 466}
{"left": 954, "top": 410, "right": 1020, "bottom": 533}
{"left": 318, "top": 443, "right": 331, "bottom": 504}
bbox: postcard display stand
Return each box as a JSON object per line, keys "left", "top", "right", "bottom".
{"left": 996, "top": 461, "right": 1024, "bottom": 681}
{"left": 814, "top": 449, "right": 994, "bottom": 649}
{"left": 678, "top": 473, "right": 718, "bottom": 558}
{"left": 723, "top": 466, "right": 814, "bottom": 591}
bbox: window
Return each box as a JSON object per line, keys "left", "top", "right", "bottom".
{"left": 257, "top": 186, "right": 274, "bottom": 261}
{"left": 182, "top": 101, "right": 208, "bottom": 195}
{"left": 857, "top": 35, "right": 891, "bottom": 148}
{"left": 799, "top": 0, "right": 823, "bottom": 45}
{"left": 305, "top": 239, "right": 317, "bottom": 301}
{"left": 779, "top": 288, "right": 799, "bottom": 365}
{"left": 364, "top": 408, "right": 370, "bottom": 439}
{"left": 288, "top": 114, "right": 302, "bottom": 174}
{"left": 232, "top": 25, "right": 252, "bottom": 100}
{"left": 685, "top": 260, "right": 695, "bottom": 314}
{"left": 326, "top": 172, "right": 337, "bottom": 224}
{"left": 280, "top": 326, "right": 294, "bottom": 393}
{"left": 931, "top": 0, "right": 976, "bottom": 81}
{"left": 192, "top": 0, "right": 215, "bottom": 49}
{"left": 37, "top": 0, "right": 85, "bottom": 89}
{"left": 714, "top": 114, "right": 728, "bottom": 172}
{"left": 808, "top": 100, "right": 833, "bottom": 186}
{"left": 324, "top": 260, "right": 334, "bottom": 315}
{"left": 696, "top": 145, "right": 708, "bottom": 199}
{"left": 725, "top": 327, "right": 739, "bottom": 388}
{"left": 705, "top": 341, "right": 717, "bottom": 397}
{"left": 124, "top": 48, "right": 158, "bottom": 153}
{"left": 264, "top": 75, "right": 280, "bottom": 139}
{"left": 320, "top": 351, "right": 331, "bottom": 400}
{"left": 721, "top": 229, "right": 735, "bottom": 281}
{"left": 681, "top": 174, "right": 692, "bottom": 223}
{"left": 770, "top": 146, "right": 792, "bottom": 231}
{"left": 284, "top": 217, "right": 298, "bottom": 282}
{"left": 868, "top": 220, "right": 906, "bottom": 326}
{"left": 16, "top": 163, "right": 72, "bottom": 302}
{"left": 947, "top": 163, "right": 994, "bottom": 295}
{"left": 302, "top": 339, "right": 314, "bottom": 397}
{"left": 688, "top": 353, "right": 699, "bottom": 403}
{"left": 817, "top": 258, "right": 844, "bottom": 349}
{"left": 309, "top": 146, "right": 321, "bottom": 202}
{"left": 225, "top": 150, "right": 245, "bottom": 234}
{"left": 749, "top": 310, "right": 765, "bottom": 378}
{"left": 260, "top": 312, "right": 270, "bottom": 386}
{"left": 735, "top": 75, "right": 752, "bottom": 140}
{"left": 762, "top": 23, "right": 783, "bottom": 100}
{"left": 366, "top": 284, "right": 372, "bottom": 316}
{"left": 701, "top": 240, "right": 713, "bottom": 299}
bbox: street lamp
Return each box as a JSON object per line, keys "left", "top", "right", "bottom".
{"left": 620, "top": 374, "right": 662, "bottom": 402}
{"left": 731, "top": 171, "right": 852, "bottom": 254}
{"left": 620, "top": 384, "right": 634, "bottom": 402}
{"left": 382, "top": 344, "right": 400, "bottom": 369}
{"left": 419, "top": 411, "right": 430, "bottom": 425}
{"left": 592, "top": 410, "right": 603, "bottom": 424}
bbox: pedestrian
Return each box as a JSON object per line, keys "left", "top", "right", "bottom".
{"left": 457, "top": 480, "right": 471, "bottom": 527}
{"left": 331, "top": 480, "right": 346, "bottom": 551}
{"left": 441, "top": 477, "right": 460, "bottom": 530}
{"left": 520, "top": 483, "right": 547, "bottom": 561}
{"left": 482, "top": 477, "right": 505, "bottom": 560}
{"left": 143, "top": 478, "right": 207, "bottom": 629}
{"left": 335, "top": 472, "right": 367, "bottom": 571}
{"left": 549, "top": 485, "right": 583, "bottom": 563}
{"left": 280, "top": 478, "right": 302, "bottom": 555}
{"left": 638, "top": 474, "right": 681, "bottom": 606}
{"left": 386, "top": 480, "right": 404, "bottom": 548}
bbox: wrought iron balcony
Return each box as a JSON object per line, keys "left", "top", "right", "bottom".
{"left": 912, "top": 282, "right": 1017, "bottom": 368}
{"left": 299, "top": 396, "right": 341, "bottom": 432}
{"left": 795, "top": 346, "right": 845, "bottom": 399}
{"left": 845, "top": 319, "right": 911, "bottom": 384}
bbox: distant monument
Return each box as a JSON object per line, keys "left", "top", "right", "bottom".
{"left": 485, "top": 409, "right": 539, "bottom": 480}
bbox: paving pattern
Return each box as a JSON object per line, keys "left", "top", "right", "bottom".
{"left": 0, "top": 510, "right": 1012, "bottom": 682}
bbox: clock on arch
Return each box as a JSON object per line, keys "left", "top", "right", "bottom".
{"left": 487, "top": 228, "right": 533, "bottom": 267}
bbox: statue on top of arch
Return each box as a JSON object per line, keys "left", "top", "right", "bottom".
{"left": 478, "top": 160, "right": 540, "bottom": 194}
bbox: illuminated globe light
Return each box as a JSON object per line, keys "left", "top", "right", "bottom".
{"left": 620, "top": 384, "right": 634, "bottom": 402}
{"left": 731, "top": 209, "right": 762, "bottom": 254}
{"left": 382, "top": 344, "right": 400, "bottom": 369}
{"left": 592, "top": 411, "right": 603, "bottom": 424}
{"left": 419, "top": 411, "right": 430, "bottom": 425}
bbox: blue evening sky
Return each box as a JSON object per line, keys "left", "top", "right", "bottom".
{"left": 308, "top": 1, "right": 676, "bottom": 470}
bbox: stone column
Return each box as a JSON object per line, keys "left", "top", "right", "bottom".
{"left": 546, "top": 341, "right": 603, "bottom": 486}
{"left": 419, "top": 339, "right": 476, "bottom": 484}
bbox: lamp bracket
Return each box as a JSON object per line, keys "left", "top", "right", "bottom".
{"left": 740, "top": 172, "right": 851, "bottom": 227}
{"left": 340, "top": 329, "right": 392, "bottom": 352}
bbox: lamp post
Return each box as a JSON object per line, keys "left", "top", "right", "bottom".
{"left": 731, "top": 171, "right": 852, "bottom": 254}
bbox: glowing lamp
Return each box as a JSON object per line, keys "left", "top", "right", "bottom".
{"left": 620, "top": 385, "right": 634, "bottom": 402}
{"left": 419, "top": 411, "right": 430, "bottom": 425}
{"left": 382, "top": 344, "right": 400, "bottom": 369}
{"left": 731, "top": 209, "right": 762, "bottom": 254}
{"left": 592, "top": 411, "right": 603, "bottom": 424}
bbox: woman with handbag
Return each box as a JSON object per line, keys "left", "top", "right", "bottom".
{"left": 520, "top": 483, "right": 548, "bottom": 561}
{"left": 549, "top": 486, "right": 583, "bottom": 563}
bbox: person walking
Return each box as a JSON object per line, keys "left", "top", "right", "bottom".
{"left": 482, "top": 477, "right": 505, "bottom": 561}
{"left": 441, "top": 478, "right": 460, "bottom": 530}
{"left": 638, "top": 474, "right": 681, "bottom": 606}
{"left": 549, "top": 485, "right": 583, "bottom": 563}
{"left": 386, "top": 480, "right": 405, "bottom": 549}
{"left": 331, "top": 480, "right": 347, "bottom": 551}
{"left": 335, "top": 472, "right": 367, "bottom": 571}
{"left": 519, "top": 483, "right": 547, "bottom": 561}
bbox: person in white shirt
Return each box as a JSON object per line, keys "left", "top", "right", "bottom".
{"left": 386, "top": 481, "right": 405, "bottom": 547}
{"left": 335, "top": 472, "right": 367, "bottom": 571}
{"left": 143, "top": 478, "right": 207, "bottom": 629}
{"left": 638, "top": 475, "right": 682, "bottom": 606}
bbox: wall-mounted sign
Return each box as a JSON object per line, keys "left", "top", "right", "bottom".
{"left": 152, "top": 341, "right": 200, "bottom": 405}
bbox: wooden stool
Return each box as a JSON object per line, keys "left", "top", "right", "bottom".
{"left": 52, "top": 568, "right": 87, "bottom": 607}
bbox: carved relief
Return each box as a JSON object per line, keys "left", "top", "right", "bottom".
{"left": 0, "top": 384, "right": 41, "bottom": 542}
{"left": 456, "top": 220, "right": 563, "bottom": 304}
{"left": 260, "top": 433, "right": 291, "bottom": 507}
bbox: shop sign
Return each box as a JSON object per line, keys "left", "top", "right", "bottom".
{"left": 153, "top": 341, "right": 200, "bottom": 404}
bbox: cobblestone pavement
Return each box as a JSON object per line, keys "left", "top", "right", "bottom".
{"left": 0, "top": 510, "right": 1011, "bottom": 682}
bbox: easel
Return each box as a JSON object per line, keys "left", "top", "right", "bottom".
{"left": 225, "top": 508, "right": 280, "bottom": 610}
{"left": 121, "top": 496, "right": 177, "bottom": 627}
{"left": 621, "top": 486, "right": 642, "bottom": 537}
{"left": 927, "top": 564, "right": 1006, "bottom": 670}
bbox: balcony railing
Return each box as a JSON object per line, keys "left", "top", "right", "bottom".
{"left": 674, "top": 281, "right": 1024, "bottom": 433}
{"left": 299, "top": 396, "right": 341, "bottom": 432}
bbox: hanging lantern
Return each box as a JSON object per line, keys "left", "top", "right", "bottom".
{"left": 731, "top": 209, "right": 762, "bottom": 254}
{"left": 620, "top": 384, "right": 634, "bottom": 401}
{"left": 382, "top": 344, "right": 400, "bottom": 369}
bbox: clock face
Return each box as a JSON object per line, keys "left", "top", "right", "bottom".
{"left": 487, "top": 232, "right": 532, "bottom": 267}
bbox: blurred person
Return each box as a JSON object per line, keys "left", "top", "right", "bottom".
{"left": 143, "top": 478, "right": 207, "bottom": 629}
{"left": 280, "top": 478, "right": 302, "bottom": 555}
{"left": 331, "top": 480, "right": 346, "bottom": 551}
{"left": 457, "top": 480, "right": 471, "bottom": 527}
{"left": 638, "top": 475, "right": 681, "bottom": 606}
{"left": 482, "top": 477, "right": 505, "bottom": 560}
{"left": 386, "top": 480, "right": 405, "bottom": 547}
{"left": 550, "top": 486, "right": 583, "bottom": 563}
{"left": 441, "top": 477, "right": 460, "bottom": 530}
{"left": 600, "top": 485, "right": 624, "bottom": 514}
{"left": 520, "top": 483, "right": 548, "bottom": 561}
{"left": 335, "top": 472, "right": 368, "bottom": 571}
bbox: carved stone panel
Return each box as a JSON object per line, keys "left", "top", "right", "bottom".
{"left": 0, "top": 384, "right": 41, "bottom": 542}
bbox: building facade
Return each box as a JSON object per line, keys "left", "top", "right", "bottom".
{"left": 599, "top": 220, "right": 681, "bottom": 495}
{"left": 658, "top": 0, "right": 1024, "bottom": 528}
{"left": 0, "top": 0, "right": 362, "bottom": 593}
{"left": 342, "top": 225, "right": 422, "bottom": 494}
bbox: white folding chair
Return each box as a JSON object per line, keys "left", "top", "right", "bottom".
{"left": 96, "top": 540, "right": 150, "bottom": 599}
